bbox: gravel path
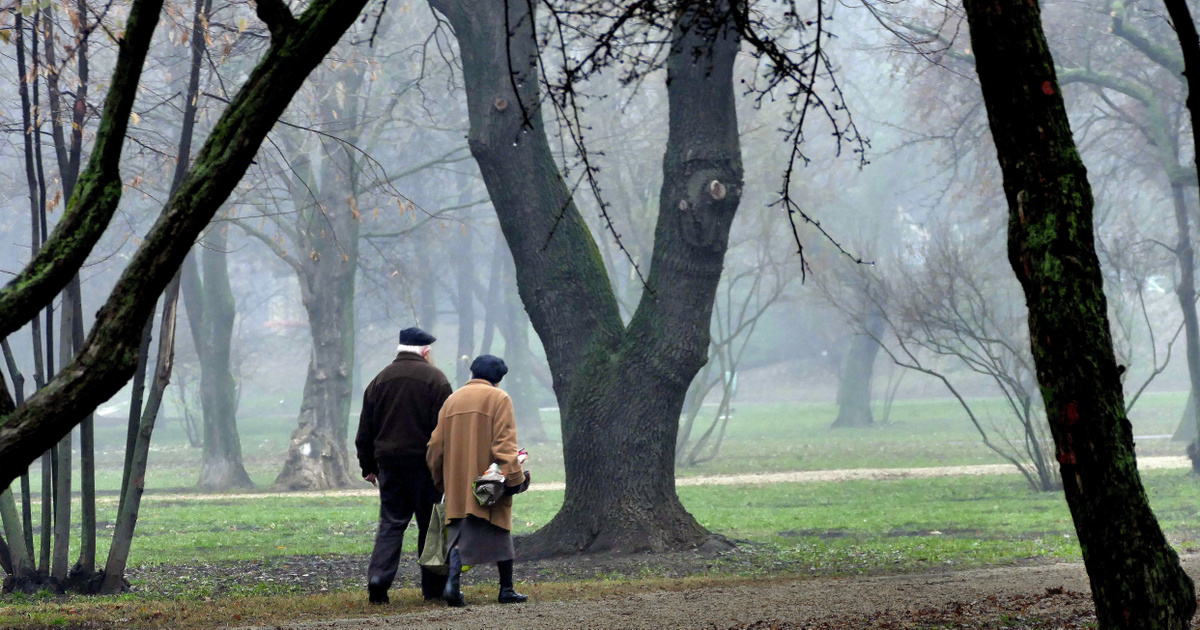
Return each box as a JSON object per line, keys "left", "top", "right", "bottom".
{"left": 121, "top": 455, "right": 1191, "bottom": 503}
{"left": 236, "top": 555, "right": 1200, "bottom": 629}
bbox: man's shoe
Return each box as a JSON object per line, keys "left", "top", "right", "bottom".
{"left": 368, "top": 582, "right": 389, "bottom": 605}
{"left": 497, "top": 586, "right": 527, "bottom": 604}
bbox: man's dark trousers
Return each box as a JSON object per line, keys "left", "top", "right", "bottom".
{"left": 368, "top": 463, "right": 446, "bottom": 598}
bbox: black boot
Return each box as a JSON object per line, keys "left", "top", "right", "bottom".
{"left": 442, "top": 549, "right": 465, "bottom": 607}
{"left": 367, "top": 577, "right": 389, "bottom": 605}
{"left": 497, "top": 559, "right": 527, "bottom": 604}
{"left": 498, "top": 586, "right": 528, "bottom": 604}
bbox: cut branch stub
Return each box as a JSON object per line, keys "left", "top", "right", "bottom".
{"left": 709, "top": 179, "right": 726, "bottom": 200}
{"left": 494, "top": 97, "right": 508, "bottom": 112}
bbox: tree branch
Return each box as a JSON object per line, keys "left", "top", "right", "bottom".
{"left": 0, "top": 0, "right": 376, "bottom": 492}
{"left": 255, "top": 0, "right": 297, "bottom": 42}
{"left": 0, "top": 0, "right": 163, "bottom": 341}
{"left": 1110, "top": 0, "right": 1185, "bottom": 77}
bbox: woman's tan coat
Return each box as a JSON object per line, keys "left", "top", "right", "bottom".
{"left": 426, "top": 379, "right": 525, "bottom": 531}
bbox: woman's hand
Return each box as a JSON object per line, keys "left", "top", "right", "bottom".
{"left": 505, "top": 470, "right": 532, "bottom": 495}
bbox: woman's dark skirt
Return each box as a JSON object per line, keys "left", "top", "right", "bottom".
{"left": 447, "top": 515, "right": 515, "bottom": 565}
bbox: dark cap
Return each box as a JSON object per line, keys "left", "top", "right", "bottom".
{"left": 399, "top": 326, "right": 436, "bottom": 346}
{"left": 470, "top": 354, "right": 508, "bottom": 384}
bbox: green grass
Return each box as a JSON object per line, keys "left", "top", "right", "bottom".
{"left": 16, "top": 468, "right": 1200, "bottom": 574}
{"left": 23, "top": 391, "right": 1189, "bottom": 491}
{"left": 3, "top": 392, "right": 1197, "bottom": 627}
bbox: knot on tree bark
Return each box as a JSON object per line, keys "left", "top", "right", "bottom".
{"left": 677, "top": 170, "right": 738, "bottom": 251}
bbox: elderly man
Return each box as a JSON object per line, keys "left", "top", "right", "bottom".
{"left": 427, "top": 354, "right": 531, "bottom": 607}
{"left": 355, "top": 326, "right": 452, "bottom": 605}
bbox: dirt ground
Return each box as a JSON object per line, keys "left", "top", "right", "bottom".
{"left": 151, "top": 456, "right": 1188, "bottom": 628}
{"left": 232, "top": 556, "right": 1200, "bottom": 629}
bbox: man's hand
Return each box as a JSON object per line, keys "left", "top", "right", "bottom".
{"left": 365, "top": 473, "right": 378, "bottom": 487}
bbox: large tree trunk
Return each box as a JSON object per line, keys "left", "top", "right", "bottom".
{"left": 962, "top": 0, "right": 1196, "bottom": 626}
{"left": 832, "top": 312, "right": 884, "bottom": 429}
{"left": 430, "top": 0, "right": 742, "bottom": 557}
{"left": 270, "top": 61, "right": 366, "bottom": 492}
{"left": 273, "top": 258, "right": 357, "bottom": 490}
{"left": 181, "top": 229, "right": 254, "bottom": 490}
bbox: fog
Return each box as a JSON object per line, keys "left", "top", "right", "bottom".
{"left": 0, "top": 0, "right": 1193, "bottom": 492}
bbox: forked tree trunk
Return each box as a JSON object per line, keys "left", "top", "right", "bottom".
{"left": 430, "top": 0, "right": 742, "bottom": 557}
{"left": 832, "top": 312, "right": 884, "bottom": 429}
{"left": 962, "top": 0, "right": 1196, "bottom": 626}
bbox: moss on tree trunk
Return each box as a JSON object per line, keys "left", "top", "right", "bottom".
{"left": 962, "top": 0, "right": 1196, "bottom": 625}
{"left": 430, "top": 0, "right": 743, "bottom": 557}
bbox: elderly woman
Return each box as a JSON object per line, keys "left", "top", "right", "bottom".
{"left": 426, "top": 354, "right": 531, "bottom": 607}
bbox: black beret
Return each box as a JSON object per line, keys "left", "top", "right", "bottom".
{"left": 470, "top": 354, "right": 509, "bottom": 384}
{"left": 399, "top": 326, "right": 436, "bottom": 346}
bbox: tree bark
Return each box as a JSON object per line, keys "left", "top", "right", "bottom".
{"left": 171, "top": 0, "right": 251, "bottom": 492}
{"left": 0, "top": 0, "right": 378, "bottom": 493}
{"left": 272, "top": 267, "right": 357, "bottom": 490}
{"left": 118, "top": 319, "right": 154, "bottom": 520}
{"left": 0, "top": 489, "right": 31, "bottom": 578}
{"left": 102, "top": 277, "right": 182, "bottom": 594}
{"left": 430, "top": 0, "right": 742, "bottom": 556}
{"left": 1166, "top": 183, "right": 1200, "bottom": 474}
{"left": 0, "top": 342, "right": 34, "bottom": 561}
{"left": 832, "top": 312, "right": 884, "bottom": 429}
{"left": 51, "top": 294, "right": 74, "bottom": 583}
{"left": 182, "top": 235, "right": 254, "bottom": 490}
{"left": 961, "top": 0, "right": 1197, "bottom": 625}
{"left": 269, "top": 61, "right": 366, "bottom": 491}
{"left": 1173, "top": 392, "right": 1196, "bottom": 443}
